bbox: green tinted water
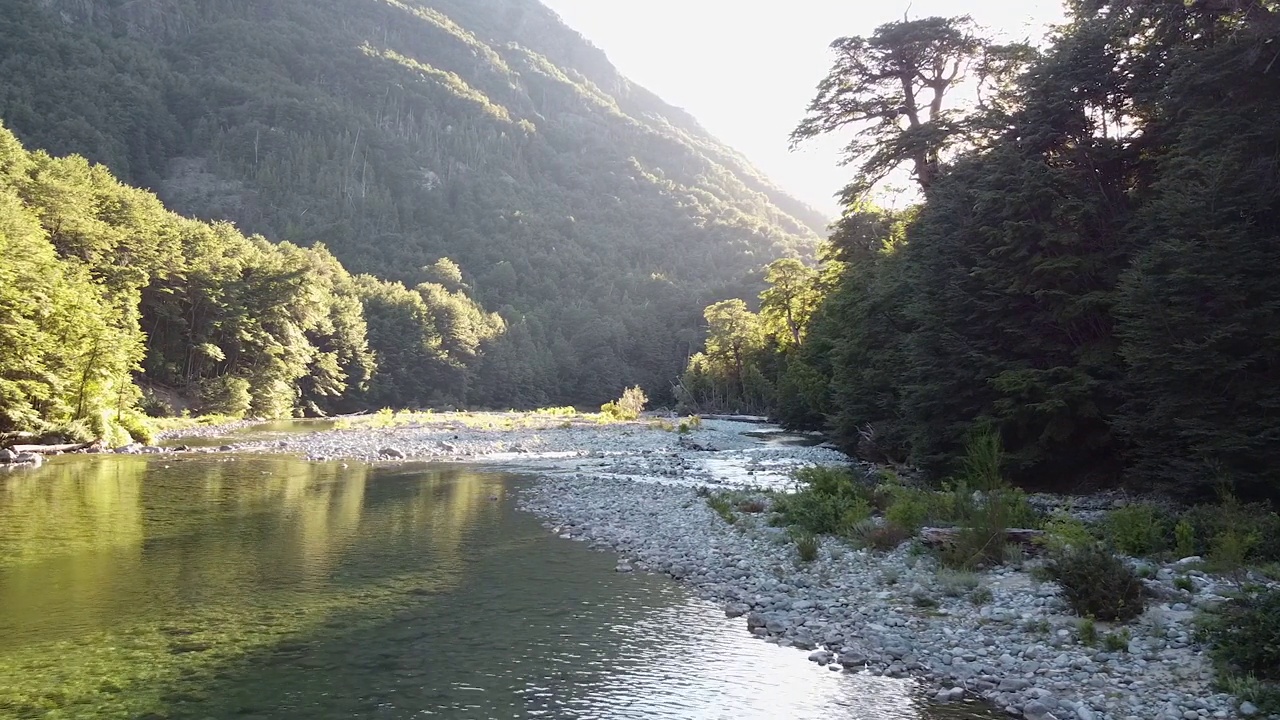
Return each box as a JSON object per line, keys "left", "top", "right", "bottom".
{"left": 0, "top": 455, "right": 994, "bottom": 719}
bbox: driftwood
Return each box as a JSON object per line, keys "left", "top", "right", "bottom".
{"left": 920, "top": 526, "right": 1046, "bottom": 549}
{"left": 8, "top": 442, "right": 93, "bottom": 455}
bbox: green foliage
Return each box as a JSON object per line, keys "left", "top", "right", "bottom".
{"left": 1104, "top": 505, "right": 1168, "bottom": 557}
{"left": 773, "top": 466, "right": 872, "bottom": 536}
{"left": 1047, "top": 545, "right": 1146, "bottom": 622}
{"left": 1207, "top": 531, "right": 1260, "bottom": 575}
{"left": 1103, "top": 629, "right": 1130, "bottom": 653}
{"left": 936, "top": 433, "right": 1039, "bottom": 569}
{"left": 935, "top": 569, "right": 980, "bottom": 597}
{"left": 1174, "top": 576, "right": 1195, "bottom": 593}
{"left": 720, "top": 0, "right": 1280, "bottom": 506}
{"left": 960, "top": 428, "right": 1006, "bottom": 492}
{"left": 1174, "top": 519, "right": 1196, "bottom": 559}
{"left": 1217, "top": 674, "right": 1280, "bottom": 717}
{"left": 1040, "top": 513, "right": 1096, "bottom": 554}
{"left": 705, "top": 495, "right": 737, "bottom": 525}
{"left": 1180, "top": 497, "right": 1280, "bottom": 566}
{"left": 201, "top": 377, "right": 253, "bottom": 420}
{"left": 794, "top": 532, "right": 820, "bottom": 562}
{"left": 884, "top": 490, "right": 930, "bottom": 533}
{"left": 1112, "top": 12, "right": 1280, "bottom": 499}
{"left": 1077, "top": 617, "right": 1097, "bottom": 646}
{"left": 1200, "top": 589, "right": 1280, "bottom": 713}
{"left": 0, "top": 0, "right": 825, "bottom": 415}
{"left": 861, "top": 522, "right": 911, "bottom": 551}
{"left": 601, "top": 386, "right": 647, "bottom": 421}
{"left": 879, "top": 483, "right": 968, "bottom": 532}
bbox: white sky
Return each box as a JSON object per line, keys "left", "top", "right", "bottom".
{"left": 539, "top": 0, "right": 1066, "bottom": 219}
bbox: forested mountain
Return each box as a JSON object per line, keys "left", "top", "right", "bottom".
{"left": 0, "top": 0, "right": 825, "bottom": 408}
{"left": 681, "top": 0, "right": 1280, "bottom": 501}
{"left": 0, "top": 120, "right": 517, "bottom": 441}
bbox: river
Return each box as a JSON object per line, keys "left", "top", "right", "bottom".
{"left": 0, "top": 451, "right": 995, "bottom": 719}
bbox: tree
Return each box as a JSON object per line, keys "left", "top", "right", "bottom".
{"left": 759, "top": 258, "right": 819, "bottom": 348}
{"left": 791, "top": 16, "right": 1024, "bottom": 197}
{"left": 1114, "top": 5, "right": 1280, "bottom": 499}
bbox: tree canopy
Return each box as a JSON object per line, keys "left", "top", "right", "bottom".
{"left": 686, "top": 2, "right": 1280, "bottom": 501}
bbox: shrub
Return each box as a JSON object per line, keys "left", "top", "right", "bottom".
{"left": 1039, "top": 514, "right": 1095, "bottom": 554}
{"left": 884, "top": 487, "right": 932, "bottom": 531}
{"left": 880, "top": 481, "right": 967, "bottom": 527}
{"left": 1104, "top": 504, "right": 1168, "bottom": 557}
{"left": 1174, "top": 518, "right": 1196, "bottom": 558}
{"left": 1181, "top": 497, "right": 1280, "bottom": 564}
{"left": 960, "top": 427, "right": 1005, "bottom": 491}
{"left": 774, "top": 466, "right": 873, "bottom": 535}
{"left": 937, "top": 433, "right": 1041, "bottom": 569}
{"left": 1201, "top": 589, "right": 1280, "bottom": 713}
{"left": 794, "top": 532, "right": 820, "bottom": 562}
{"left": 936, "top": 569, "right": 980, "bottom": 597}
{"left": 1047, "top": 545, "right": 1147, "bottom": 621}
{"left": 202, "top": 376, "right": 252, "bottom": 418}
{"left": 939, "top": 486, "right": 1032, "bottom": 569}
{"left": 1103, "top": 629, "right": 1130, "bottom": 652}
{"left": 706, "top": 495, "right": 736, "bottom": 524}
{"left": 116, "top": 411, "right": 155, "bottom": 446}
{"left": 602, "top": 386, "right": 649, "bottom": 421}
{"left": 1078, "top": 617, "right": 1098, "bottom": 646}
{"left": 1003, "top": 543, "right": 1027, "bottom": 569}
{"left": 1208, "top": 529, "right": 1260, "bottom": 574}
{"left": 864, "top": 522, "right": 912, "bottom": 551}
{"left": 970, "top": 587, "right": 993, "bottom": 605}
{"left": 1174, "top": 576, "right": 1195, "bottom": 593}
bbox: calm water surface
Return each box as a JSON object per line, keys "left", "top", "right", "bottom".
{"left": 0, "top": 455, "right": 994, "bottom": 719}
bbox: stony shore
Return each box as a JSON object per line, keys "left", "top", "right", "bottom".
{"left": 144, "top": 416, "right": 1270, "bottom": 720}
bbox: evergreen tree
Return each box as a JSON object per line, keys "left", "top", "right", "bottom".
{"left": 1115, "top": 7, "right": 1280, "bottom": 498}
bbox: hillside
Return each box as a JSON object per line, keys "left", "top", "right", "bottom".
{"left": 0, "top": 0, "right": 826, "bottom": 407}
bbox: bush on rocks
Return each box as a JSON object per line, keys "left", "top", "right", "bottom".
{"left": 1104, "top": 504, "right": 1168, "bottom": 556}
{"left": 1046, "top": 545, "right": 1146, "bottom": 621}
{"left": 774, "top": 466, "right": 872, "bottom": 535}
{"left": 1181, "top": 497, "right": 1280, "bottom": 566}
{"left": 1200, "top": 588, "right": 1280, "bottom": 714}
{"left": 793, "top": 531, "right": 820, "bottom": 562}
{"left": 856, "top": 521, "right": 911, "bottom": 551}
{"left": 601, "top": 386, "right": 648, "bottom": 421}
{"left": 881, "top": 485, "right": 962, "bottom": 531}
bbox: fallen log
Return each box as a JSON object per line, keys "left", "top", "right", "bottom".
{"left": 920, "top": 526, "right": 1046, "bottom": 549}
{"left": 8, "top": 442, "right": 93, "bottom": 455}
{"left": 697, "top": 414, "right": 771, "bottom": 423}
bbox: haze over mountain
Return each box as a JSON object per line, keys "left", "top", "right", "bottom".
{"left": 0, "top": 0, "right": 825, "bottom": 408}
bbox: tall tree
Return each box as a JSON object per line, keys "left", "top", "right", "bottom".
{"left": 1114, "top": 2, "right": 1280, "bottom": 499}
{"left": 759, "top": 258, "right": 820, "bottom": 348}
{"left": 791, "top": 16, "right": 1027, "bottom": 197}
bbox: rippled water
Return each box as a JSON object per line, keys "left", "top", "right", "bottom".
{"left": 0, "top": 455, "right": 994, "bottom": 719}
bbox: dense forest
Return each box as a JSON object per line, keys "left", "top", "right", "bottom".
{"left": 0, "top": 0, "right": 824, "bottom": 414}
{"left": 0, "top": 121, "right": 514, "bottom": 442}
{"left": 681, "top": 0, "right": 1280, "bottom": 500}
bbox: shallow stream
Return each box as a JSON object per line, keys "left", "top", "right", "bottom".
{"left": 0, "top": 452, "right": 995, "bottom": 719}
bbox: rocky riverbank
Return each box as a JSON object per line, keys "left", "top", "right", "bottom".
{"left": 519, "top": 473, "right": 1263, "bottom": 720}
{"left": 103, "top": 415, "right": 1276, "bottom": 719}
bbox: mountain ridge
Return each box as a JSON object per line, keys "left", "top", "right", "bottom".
{"left": 3, "top": 0, "right": 827, "bottom": 406}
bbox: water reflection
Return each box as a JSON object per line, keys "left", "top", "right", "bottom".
{"left": 0, "top": 456, "right": 991, "bottom": 720}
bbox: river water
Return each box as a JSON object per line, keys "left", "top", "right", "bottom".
{"left": 0, "top": 453, "right": 994, "bottom": 719}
